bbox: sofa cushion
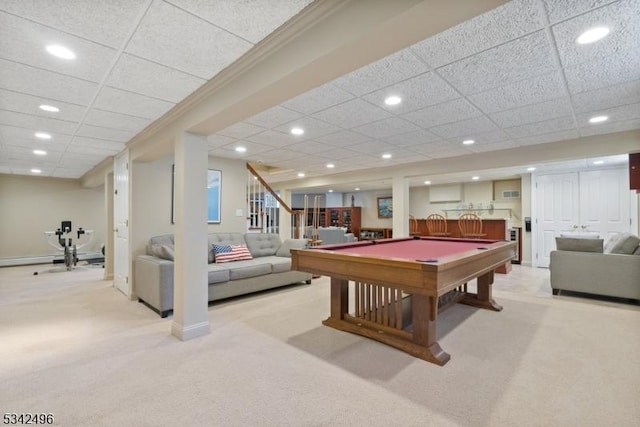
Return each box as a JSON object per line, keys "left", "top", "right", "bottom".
{"left": 226, "top": 260, "right": 272, "bottom": 280}
{"left": 213, "top": 244, "right": 253, "bottom": 263}
{"left": 150, "top": 243, "right": 174, "bottom": 261}
{"left": 604, "top": 233, "right": 640, "bottom": 255}
{"left": 207, "top": 264, "right": 230, "bottom": 284}
{"left": 555, "top": 237, "right": 603, "bottom": 253}
{"left": 147, "top": 234, "right": 175, "bottom": 256}
{"left": 244, "top": 233, "right": 281, "bottom": 257}
{"left": 276, "top": 238, "right": 308, "bottom": 257}
{"left": 264, "top": 256, "right": 291, "bottom": 273}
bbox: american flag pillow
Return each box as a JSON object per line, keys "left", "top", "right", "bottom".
{"left": 213, "top": 244, "right": 253, "bottom": 263}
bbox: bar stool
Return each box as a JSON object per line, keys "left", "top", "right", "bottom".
{"left": 458, "top": 213, "right": 486, "bottom": 238}
{"left": 426, "top": 214, "right": 451, "bottom": 237}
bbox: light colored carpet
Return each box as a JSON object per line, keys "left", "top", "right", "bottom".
{"left": 0, "top": 264, "right": 639, "bottom": 427}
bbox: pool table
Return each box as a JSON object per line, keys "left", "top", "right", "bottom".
{"left": 290, "top": 236, "right": 516, "bottom": 366}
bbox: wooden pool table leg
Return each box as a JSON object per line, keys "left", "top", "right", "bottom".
{"left": 411, "top": 294, "right": 450, "bottom": 366}
{"left": 461, "top": 270, "right": 503, "bottom": 312}
{"left": 328, "top": 277, "right": 349, "bottom": 320}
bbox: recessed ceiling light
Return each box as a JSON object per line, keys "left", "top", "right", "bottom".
{"left": 33, "top": 149, "right": 47, "bottom": 156}
{"left": 576, "top": 27, "right": 610, "bottom": 44}
{"left": 35, "top": 132, "right": 52, "bottom": 140}
{"left": 472, "top": 176, "right": 480, "bottom": 180}
{"left": 326, "top": 163, "right": 335, "bottom": 169}
{"left": 235, "top": 146, "right": 246, "bottom": 153}
{"left": 297, "top": 172, "right": 305, "bottom": 177}
{"left": 46, "top": 44, "right": 76, "bottom": 59}
{"left": 291, "top": 127, "right": 304, "bottom": 135}
{"left": 527, "top": 167, "right": 536, "bottom": 172}
{"left": 424, "top": 180, "right": 431, "bottom": 185}
{"left": 31, "top": 168, "right": 42, "bottom": 174}
{"left": 354, "top": 188, "right": 360, "bottom": 191}
{"left": 384, "top": 96, "right": 402, "bottom": 106}
{"left": 589, "top": 115, "right": 608, "bottom": 124}
{"left": 462, "top": 139, "right": 475, "bottom": 145}
{"left": 593, "top": 160, "right": 605, "bottom": 165}
{"left": 328, "top": 189, "right": 334, "bottom": 193}
{"left": 382, "top": 153, "right": 392, "bottom": 159}
{"left": 39, "top": 104, "right": 59, "bottom": 112}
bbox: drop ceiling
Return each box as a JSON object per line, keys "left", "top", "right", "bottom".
{"left": 0, "top": 0, "right": 639, "bottom": 191}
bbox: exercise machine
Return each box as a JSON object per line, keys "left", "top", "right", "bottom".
{"left": 36, "top": 221, "right": 94, "bottom": 274}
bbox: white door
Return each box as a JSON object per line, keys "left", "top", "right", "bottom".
{"left": 114, "top": 150, "right": 130, "bottom": 297}
{"left": 580, "top": 168, "right": 631, "bottom": 241}
{"left": 534, "top": 167, "right": 633, "bottom": 267}
{"left": 535, "top": 173, "right": 580, "bottom": 267}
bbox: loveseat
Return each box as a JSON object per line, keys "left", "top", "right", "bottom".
{"left": 135, "top": 232, "right": 312, "bottom": 317}
{"left": 550, "top": 232, "right": 640, "bottom": 301}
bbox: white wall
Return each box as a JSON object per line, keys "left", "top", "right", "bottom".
{"left": 0, "top": 174, "right": 105, "bottom": 258}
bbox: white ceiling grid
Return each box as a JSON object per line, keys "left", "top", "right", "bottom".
{"left": 0, "top": 0, "right": 637, "bottom": 187}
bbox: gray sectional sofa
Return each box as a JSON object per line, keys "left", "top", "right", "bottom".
{"left": 135, "top": 232, "right": 312, "bottom": 317}
{"left": 550, "top": 232, "right": 640, "bottom": 302}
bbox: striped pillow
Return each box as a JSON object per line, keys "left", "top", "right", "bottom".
{"left": 213, "top": 244, "right": 253, "bottom": 263}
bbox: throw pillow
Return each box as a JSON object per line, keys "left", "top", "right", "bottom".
{"left": 151, "top": 243, "right": 175, "bottom": 260}
{"left": 555, "top": 237, "right": 603, "bottom": 253}
{"left": 604, "top": 233, "right": 640, "bottom": 254}
{"left": 213, "top": 244, "right": 253, "bottom": 263}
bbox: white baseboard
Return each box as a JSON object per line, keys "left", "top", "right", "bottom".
{"left": 0, "top": 253, "right": 104, "bottom": 268}
{"left": 171, "top": 320, "right": 210, "bottom": 341}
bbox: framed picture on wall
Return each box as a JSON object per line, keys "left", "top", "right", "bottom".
{"left": 207, "top": 169, "right": 221, "bottom": 223}
{"left": 171, "top": 167, "right": 222, "bottom": 224}
{"left": 377, "top": 196, "right": 392, "bottom": 218}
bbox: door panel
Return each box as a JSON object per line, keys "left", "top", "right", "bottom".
{"left": 114, "top": 150, "right": 130, "bottom": 297}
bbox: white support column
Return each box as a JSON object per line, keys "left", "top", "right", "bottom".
{"left": 172, "top": 132, "right": 210, "bottom": 341}
{"left": 392, "top": 176, "right": 410, "bottom": 237}
{"left": 279, "top": 189, "right": 292, "bottom": 240}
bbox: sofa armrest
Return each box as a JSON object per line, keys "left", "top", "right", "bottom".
{"left": 134, "top": 255, "right": 174, "bottom": 313}
{"left": 550, "top": 251, "right": 640, "bottom": 299}
{"left": 276, "top": 238, "right": 309, "bottom": 257}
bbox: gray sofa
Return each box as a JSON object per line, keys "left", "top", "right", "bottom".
{"left": 550, "top": 232, "right": 640, "bottom": 301}
{"left": 135, "top": 232, "right": 312, "bottom": 317}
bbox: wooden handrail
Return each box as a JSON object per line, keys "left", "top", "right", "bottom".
{"left": 246, "top": 163, "right": 293, "bottom": 214}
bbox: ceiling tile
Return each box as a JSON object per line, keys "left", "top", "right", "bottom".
{"left": 217, "top": 122, "right": 267, "bottom": 139}
{"left": 106, "top": 53, "right": 206, "bottom": 103}
{"left": 0, "top": 59, "right": 98, "bottom": 105}
{"left": 314, "top": 130, "right": 372, "bottom": 146}
{"left": 0, "top": 0, "right": 149, "bottom": 47}
{"left": 282, "top": 83, "right": 354, "bottom": 115}
{"left": 438, "top": 31, "right": 557, "bottom": 95}
{"left": 313, "top": 98, "right": 392, "bottom": 129}
{"left": 469, "top": 71, "right": 566, "bottom": 114}
{"left": 283, "top": 140, "right": 335, "bottom": 155}
{"left": 576, "top": 102, "right": 640, "bottom": 127}
{"left": 363, "top": 72, "right": 460, "bottom": 114}
{"left": 411, "top": 0, "right": 544, "bottom": 67}
{"left": 274, "top": 116, "right": 341, "bottom": 140}
{"left": 505, "top": 116, "right": 576, "bottom": 139}
{"left": 0, "top": 89, "right": 86, "bottom": 122}
{"left": 207, "top": 134, "right": 236, "bottom": 148}
{"left": 245, "top": 105, "right": 303, "bottom": 128}
{"left": 0, "top": 110, "right": 77, "bottom": 135}
{"left": 0, "top": 12, "right": 118, "bottom": 83}
{"left": 166, "top": 0, "right": 313, "bottom": 44}
{"left": 402, "top": 98, "right": 482, "bottom": 128}
{"left": 490, "top": 98, "right": 574, "bottom": 128}
{"left": 429, "top": 116, "right": 499, "bottom": 139}
{"left": 543, "top": 0, "right": 619, "bottom": 24}
{"left": 383, "top": 129, "right": 442, "bottom": 147}
{"left": 571, "top": 79, "right": 640, "bottom": 113}
{"left": 467, "top": 140, "right": 520, "bottom": 153}
{"left": 126, "top": 1, "right": 252, "bottom": 80}
{"left": 351, "top": 117, "right": 420, "bottom": 139}
{"left": 75, "top": 124, "right": 136, "bottom": 142}
{"left": 578, "top": 117, "right": 640, "bottom": 137}
{"left": 331, "top": 49, "right": 430, "bottom": 96}
{"left": 552, "top": 0, "right": 639, "bottom": 69}
{"left": 515, "top": 129, "right": 579, "bottom": 146}
{"left": 93, "top": 86, "right": 175, "bottom": 120}
{"left": 246, "top": 129, "right": 299, "bottom": 147}
{"left": 564, "top": 49, "right": 640, "bottom": 94}
{"left": 84, "top": 108, "right": 152, "bottom": 133}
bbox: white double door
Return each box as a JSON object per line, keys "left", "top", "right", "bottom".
{"left": 534, "top": 167, "right": 636, "bottom": 267}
